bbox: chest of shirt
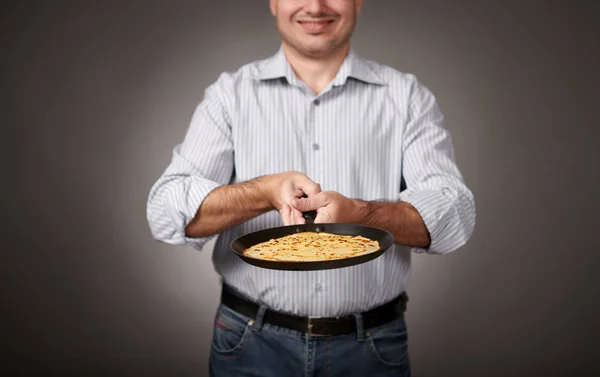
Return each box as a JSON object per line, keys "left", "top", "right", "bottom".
{"left": 230, "top": 83, "right": 406, "bottom": 200}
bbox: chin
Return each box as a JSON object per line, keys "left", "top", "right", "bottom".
{"left": 306, "top": 40, "right": 346, "bottom": 56}
{"left": 282, "top": 33, "right": 345, "bottom": 58}
{"left": 305, "top": 48, "right": 339, "bottom": 59}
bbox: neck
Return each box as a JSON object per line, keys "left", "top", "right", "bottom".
{"left": 282, "top": 43, "right": 350, "bottom": 95}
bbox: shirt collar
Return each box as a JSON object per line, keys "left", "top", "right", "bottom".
{"left": 255, "top": 47, "right": 294, "bottom": 82}
{"left": 254, "top": 46, "right": 385, "bottom": 86}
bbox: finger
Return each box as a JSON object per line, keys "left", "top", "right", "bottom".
{"left": 314, "top": 209, "right": 333, "bottom": 224}
{"left": 291, "top": 208, "right": 306, "bottom": 225}
{"left": 282, "top": 185, "right": 311, "bottom": 208}
{"left": 293, "top": 175, "right": 322, "bottom": 196}
{"left": 280, "top": 204, "right": 293, "bottom": 226}
{"left": 292, "top": 192, "right": 328, "bottom": 212}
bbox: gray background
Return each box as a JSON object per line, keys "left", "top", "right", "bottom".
{"left": 5, "top": 1, "right": 600, "bottom": 376}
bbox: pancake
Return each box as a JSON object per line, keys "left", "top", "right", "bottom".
{"left": 243, "top": 232, "right": 380, "bottom": 262}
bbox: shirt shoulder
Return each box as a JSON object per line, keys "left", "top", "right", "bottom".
{"left": 200, "top": 57, "right": 270, "bottom": 113}
{"left": 356, "top": 57, "right": 435, "bottom": 112}
{"left": 209, "top": 57, "right": 271, "bottom": 90}
{"left": 361, "top": 58, "right": 417, "bottom": 86}
{"left": 361, "top": 57, "right": 439, "bottom": 107}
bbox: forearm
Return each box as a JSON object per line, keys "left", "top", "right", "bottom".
{"left": 359, "top": 200, "right": 431, "bottom": 248}
{"left": 184, "top": 176, "right": 274, "bottom": 238}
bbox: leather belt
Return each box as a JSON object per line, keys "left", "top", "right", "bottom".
{"left": 220, "top": 285, "right": 408, "bottom": 336}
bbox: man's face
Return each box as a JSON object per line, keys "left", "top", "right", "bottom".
{"left": 270, "top": 0, "right": 363, "bottom": 58}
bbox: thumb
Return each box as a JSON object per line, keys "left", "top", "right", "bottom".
{"left": 292, "top": 196, "right": 313, "bottom": 211}
{"left": 292, "top": 192, "right": 327, "bottom": 211}
{"left": 314, "top": 210, "right": 333, "bottom": 224}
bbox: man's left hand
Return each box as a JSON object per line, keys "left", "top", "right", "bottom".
{"left": 290, "top": 191, "right": 367, "bottom": 224}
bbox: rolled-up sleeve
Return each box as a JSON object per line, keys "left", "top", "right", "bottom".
{"left": 146, "top": 73, "right": 235, "bottom": 250}
{"left": 399, "top": 79, "right": 476, "bottom": 254}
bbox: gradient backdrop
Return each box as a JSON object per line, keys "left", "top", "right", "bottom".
{"left": 5, "top": 1, "right": 600, "bottom": 376}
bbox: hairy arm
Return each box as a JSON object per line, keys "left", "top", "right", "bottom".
{"left": 361, "top": 200, "right": 431, "bottom": 248}
{"left": 184, "top": 177, "right": 272, "bottom": 238}
{"left": 185, "top": 171, "right": 322, "bottom": 238}
{"left": 291, "top": 193, "right": 430, "bottom": 247}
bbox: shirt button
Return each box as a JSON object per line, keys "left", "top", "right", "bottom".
{"left": 312, "top": 143, "right": 320, "bottom": 151}
{"left": 315, "top": 284, "right": 323, "bottom": 292}
{"left": 314, "top": 99, "right": 320, "bottom": 105}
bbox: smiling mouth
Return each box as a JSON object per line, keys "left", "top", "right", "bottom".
{"left": 297, "top": 19, "right": 336, "bottom": 33}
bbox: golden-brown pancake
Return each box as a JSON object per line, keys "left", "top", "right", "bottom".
{"left": 243, "top": 232, "right": 380, "bottom": 262}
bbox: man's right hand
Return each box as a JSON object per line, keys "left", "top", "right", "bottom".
{"left": 267, "top": 171, "right": 321, "bottom": 225}
{"left": 184, "top": 171, "right": 320, "bottom": 238}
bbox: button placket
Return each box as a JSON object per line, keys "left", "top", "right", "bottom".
{"left": 311, "top": 97, "right": 321, "bottom": 153}
{"left": 310, "top": 96, "right": 325, "bottom": 184}
{"left": 305, "top": 99, "right": 317, "bottom": 179}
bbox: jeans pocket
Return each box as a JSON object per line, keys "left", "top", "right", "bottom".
{"left": 211, "top": 305, "right": 253, "bottom": 356}
{"left": 366, "top": 317, "right": 409, "bottom": 368}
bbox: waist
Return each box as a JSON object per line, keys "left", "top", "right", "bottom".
{"left": 220, "top": 284, "right": 408, "bottom": 337}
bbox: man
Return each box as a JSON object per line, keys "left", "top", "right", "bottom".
{"left": 146, "top": 0, "right": 476, "bottom": 376}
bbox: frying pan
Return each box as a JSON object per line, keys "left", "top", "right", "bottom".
{"left": 230, "top": 200, "right": 395, "bottom": 271}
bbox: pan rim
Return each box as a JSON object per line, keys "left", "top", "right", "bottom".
{"left": 229, "top": 223, "right": 395, "bottom": 271}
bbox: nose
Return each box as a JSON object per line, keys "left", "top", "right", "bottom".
{"left": 304, "top": 0, "right": 327, "bottom": 15}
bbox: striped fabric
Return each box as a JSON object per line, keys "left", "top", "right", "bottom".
{"left": 146, "top": 47, "right": 476, "bottom": 317}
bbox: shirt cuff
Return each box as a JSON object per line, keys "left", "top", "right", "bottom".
{"left": 164, "top": 176, "right": 221, "bottom": 250}
{"left": 399, "top": 188, "right": 454, "bottom": 254}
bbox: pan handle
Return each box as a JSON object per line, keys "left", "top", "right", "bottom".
{"left": 300, "top": 194, "right": 317, "bottom": 224}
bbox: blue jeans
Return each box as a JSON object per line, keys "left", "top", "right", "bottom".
{"left": 209, "top": 303, "right": 411, "bottom": 377}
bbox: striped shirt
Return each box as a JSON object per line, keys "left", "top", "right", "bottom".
{"left": 146, "top": 47, "right": 476, "bottom": 317}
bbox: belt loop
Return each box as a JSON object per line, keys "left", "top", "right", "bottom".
{"left": 252, "top": 304, "right": 268, "bottom": 332}
{"left": 353, "top": 313, "right": 365, "bottom": 343}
